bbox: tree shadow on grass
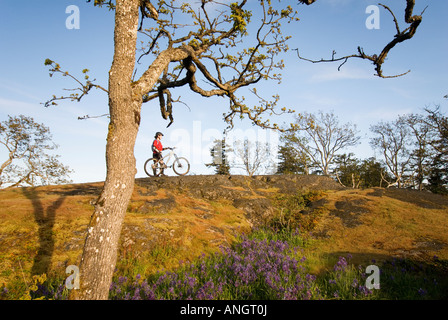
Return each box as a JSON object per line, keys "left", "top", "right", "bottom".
{"left": 22, "top": 187, "right": 66, "bottom": 276}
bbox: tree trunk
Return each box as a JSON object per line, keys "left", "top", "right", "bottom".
{"left": 70, "top": 0, "right": 192, "bottom": 300}
{"left": 70, "top": 0, "right": 141, "bottom": 300}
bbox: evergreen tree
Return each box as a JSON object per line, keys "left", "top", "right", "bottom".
{"left": 333, "top": 154, "right": 390, "bottom": 189}
{"left": 428, "top": 153, "right": 448, "bottom": 194}
{"left": 360, "top": 157, "right": 391, "bottom": 188}
{"left": 333, "top": 153, "right": 361, "bottom": 188}
{"left": 425, "top": 106, "right": 448, "bottom": 194}
{"left": 206, "top": 139, "right": 231, "bottom": 175}
{"left": 277, "top": 144, "right": 311, "bottom": 175}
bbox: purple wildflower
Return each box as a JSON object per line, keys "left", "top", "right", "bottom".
{"left": 418, "top": 288, "right": 427, "bottom": 296}
{"left": 333, "top": 256, "right": 348, "bottom": 272}
{"left": 358, "top": 285, "right": 373, "bottom": 296}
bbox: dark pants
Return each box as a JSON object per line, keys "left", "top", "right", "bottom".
{"left": 153, "top": 153, "right": 164, "bottom": 175}
{"left": 153, "top": 152, "right": 162, "bottom": 161}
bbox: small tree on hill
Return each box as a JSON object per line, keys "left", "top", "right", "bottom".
{"left": 0, "top": 115, "right": 72, "bottom": 188}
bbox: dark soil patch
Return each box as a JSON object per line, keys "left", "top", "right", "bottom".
{"left": 330, "top": 197, "right": 371, "bottom": 228}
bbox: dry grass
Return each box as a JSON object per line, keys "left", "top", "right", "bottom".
{"left": 308, "top": 188, "right": 448, "bottom": 272}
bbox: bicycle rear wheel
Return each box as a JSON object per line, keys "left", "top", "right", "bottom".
{"left": 172, "top": 157, "right": 190, "bottom": 176}
{"left": 144, "top": 158, "right": 163, "bottom": 177}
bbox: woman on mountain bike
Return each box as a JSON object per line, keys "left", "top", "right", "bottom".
{"left": 144, "top": 131, "right": 190, "bottom": 177}
{"left": 152, "top": 132, "right": 169, "bottom": 176}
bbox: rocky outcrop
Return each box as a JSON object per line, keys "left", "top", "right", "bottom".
{"left": 134, "top": 174, "right": 343, "bottom": 227}
{"left": 135, "top": 174, "right": 342, "bottom": 198}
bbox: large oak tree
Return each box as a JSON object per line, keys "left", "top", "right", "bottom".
{"left": 44, "top": 0, "right": 424, "bottom": 299}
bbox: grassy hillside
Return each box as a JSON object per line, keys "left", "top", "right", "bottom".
{"left": 0, "top": 175, "right": 447, "bottom": 299}
{"left": 303, "top": 187, "right": 448, "bottom": 271}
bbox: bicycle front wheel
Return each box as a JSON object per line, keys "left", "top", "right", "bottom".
{"left": 144, "top": 158, "right": 163, "bottom": 177}
{"left": 172, "top": 157, "right": 190, "bottom": 176}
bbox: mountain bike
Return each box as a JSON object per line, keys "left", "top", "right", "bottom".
{"left": 144, "top": 147, "right": 190, "bottom": 177}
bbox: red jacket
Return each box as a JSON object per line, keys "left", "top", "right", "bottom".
{"left": 152, "top": 139, "right": 163, "bottom": 154}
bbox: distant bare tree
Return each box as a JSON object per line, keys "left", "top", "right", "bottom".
{"left": 231, "top": 138, "right": 275, "bottom": 176}
{"left": 403, "top": 113, "right": 433, "bottom": 190}
{"left": 286, "top": 111, "right": 360, "bottom": 176}
{"left": 370, "top": 116, "right": 413, "bottom": 188}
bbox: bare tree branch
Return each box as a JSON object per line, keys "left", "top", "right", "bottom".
{"left": 42, "top": 59, "right": 108, "bottom": 108}
{"left": 296, "top": 0, "right": 426, "bottom": 78}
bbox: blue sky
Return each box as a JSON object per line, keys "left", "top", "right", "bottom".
{"left": 0, "top": 0, "right": 447, "bottom": 184}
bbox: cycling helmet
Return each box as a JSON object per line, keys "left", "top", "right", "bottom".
{"left": 155, "top": 132, "right": 164, "bottom": 138}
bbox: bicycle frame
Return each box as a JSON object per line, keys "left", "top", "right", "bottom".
{"left": 158, "top": 148, "right": 179, "bottom": 168}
